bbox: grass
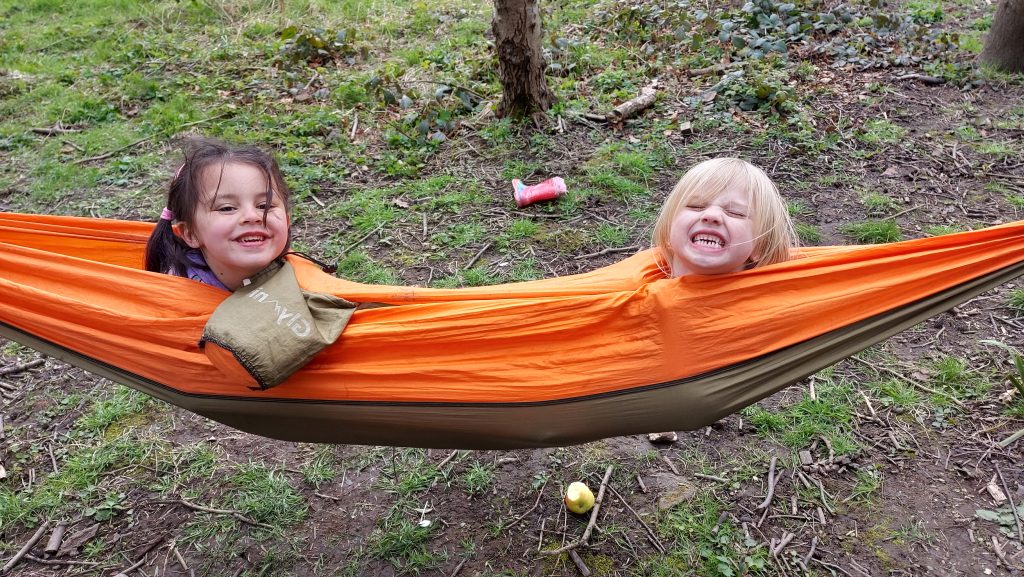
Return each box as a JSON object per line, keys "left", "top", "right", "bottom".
{"left": 741, "top": 369, "right": 858, "bottom": 451}
{"left": 368, "top": 510, "right": 443, "bottom": 573}
{"left": 924, "top": 224, "right": 962, "bottom": 236}
{"left": 842, "top": 220, "right": 902, "bottom": 243}
{"left": 858, "top": 119, "right": 907, "bottom": 145}
{"left": 795, "top": 222, "right": 822, "bottom": 244}
{"left": 300, "top": 446, "right": 338, "bottom": 486}
{"left": 643, "top": 491, "right": 769, "bottom": 577}
{"left": 846, "top": 466, "right": 883, "bottom": 503}
{"left": 228, "top": 462, "right": 307, "bottom": 526}
{"left": 1010, "top": 289, "right": 1024, "bottom": 313}
{"left": 462, "top": 461, "right": 495, "bottom": 496}
{"left": 860, "top": 191, "right": 898, "bottom": 215}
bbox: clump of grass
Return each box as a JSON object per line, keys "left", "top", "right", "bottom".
{"left": 928, "top": 356, "right": 989, "bottom": 402}
{"left": 461, "top": 461, "right": 494, "bottom": 497}
{"left": 367, "top": 512, "right": 442, "bottom": 573}
{"left": 787, "top": 199, "right": 811, "bottom": 217}
{"left": 333, "top": 250, "right": 398, "bottom": 285}
{"left": 228, "top": 463, "right": 307, "bottom": 527}
{"left": 858, "top": 119, "right": 906, "bottom": 145}
{"left": 1009, "top": 289, "right": 1024, "bottom": 314}
{"left": 924, "top": 224, "right": 961, "bottom": 236}
{"left": 869, "top": 379, "right": 921, "bottom": 409}
{"left": 645, "top": 491, "right": 769, "bottom": 577}
{"left": 842, "top": 220, "right": 902, "bottom": 243}
{"left": 594, "top": 223, "right": 630, "bottom": 247}
{"left": 847, "top": 466, "right": 883, "bottom": 503}
{"left": 859, "top": 191, "right": 897, "bottom": 215}
{"left": 795, "top": 222, "right": 822, "bottom": 244}
{"left": 300, "top": 446, "right": 337, "bottom": 486}
{"left": 505, "top": 218, "right": 540, "bottom": 240}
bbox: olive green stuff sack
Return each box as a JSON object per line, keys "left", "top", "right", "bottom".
{"left": 200, "top": 260, "right": 357, "bottom": 390}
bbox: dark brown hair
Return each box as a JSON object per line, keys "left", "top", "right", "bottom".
{"left": 145, "top": 137, "right": 292, "bottom": 276}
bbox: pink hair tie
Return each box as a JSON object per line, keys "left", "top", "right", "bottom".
{"left": 160, "top": 207, "right": 175, "bottom": 221}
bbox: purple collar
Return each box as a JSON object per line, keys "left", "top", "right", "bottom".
{"left": 184, "top": 250, "right": 229, "bottom": 290}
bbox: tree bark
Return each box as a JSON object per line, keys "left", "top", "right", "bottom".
{"left": 980, "top": 0, "right": 1024, "bottom": 73}
{"left": 491, "top": 0, "right": 555, "bottom": 118}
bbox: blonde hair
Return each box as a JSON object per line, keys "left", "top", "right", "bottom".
{"left": 651, "top": 157, "right": 796, "bottom": 276}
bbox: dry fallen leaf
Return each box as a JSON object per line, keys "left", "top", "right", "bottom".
{"left": 986, "top": 474, "right": 1007, "bottom": 504}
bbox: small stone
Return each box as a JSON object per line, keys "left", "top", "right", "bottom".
{"left": 648, "top": 432, "right": 678, "bottom": 444}
{"left": 799, "top": 450, "right": 814, "bottom": 466}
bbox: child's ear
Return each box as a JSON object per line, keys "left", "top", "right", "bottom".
{"left": 180, "top": 225, "right": 203, "bottom": 249}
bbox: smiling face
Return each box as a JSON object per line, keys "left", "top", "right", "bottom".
{"left": 667, "top": 187, "right": 757, "bottom": 276}
{"left": 181, "top": 161, "right": 289, "bottom": 290}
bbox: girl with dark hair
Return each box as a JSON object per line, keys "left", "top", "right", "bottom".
{"left": 145, "top": 138, "right": 291, "bottom": 291}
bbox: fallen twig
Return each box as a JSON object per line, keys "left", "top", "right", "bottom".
{"left": 153, "top": 499, "right": 273, "bottom": 529}
{"left": 23, "top": 555, "right": 99, "bottom": 567}
{"left": 505, "top": 477, "right": 547, "bottom": 528}
{"left": 30, "top": 125, "right": 82, "bottom": 135}
{"left": 568, "top": 549, "right": 591, "bottom": 576}
{"left": 574, "top": 245, "right": 640, "bottom": 260}
{"left": 541, "top": 465, "right": 614, "bottom": 555}
{"left": 608, "top": 86, "right": 657, "bottom": 123}
{"left": 1, "top": 521, "right": 51, "bottom": 574}
{"left": 804, "top": 535, "right": 818, "bottom": 565}
{"left": 170, "top": 541, "right": 189, "bottom": 571}
{"left": 72, "top": 113, "right": 228, "bottom": 165}
{"left": 340, "top": 224, "right": 385, "bottom": 255}
{"left": 859, "top": 391, "right": 879, "bottom": 421}
{"left": 436, "top": 449, "right": 460, "bottom": 469}
{"left": 662, "top": 455, "right": 680, "bottom": 476}
{"left": 896, "top": 73, "right": 945, "bottom": 85}
{"left": 757, "top": 456, "right": 779, "bottom": 510}
{"left": 0, "top": 359, "right": 45, "bottom": 377}
{"left": 73, "top": 134, "right": 155, "bottom": 165}
{"left": 449, "top": 557, "right": 467, "bottom": 577}
{"left": 771, "top": 531, "right": 795, "bottom": 556}
{"left": 464, "top": 242, "right": 493, "bottom": 271}
{"left": 604, "top": 483, "right": 666, "bottom": 553}
{"left": 111, "top": 535, "right": 166, "bottom": 577}
{"left": 995, "top": 463, "right": 1023, "bottom": 543}
{"left": 694, "top": 472, "right": 729, "bottom": 483}
{"left": 44, "top": 521, "right": 67, "bottom": 555}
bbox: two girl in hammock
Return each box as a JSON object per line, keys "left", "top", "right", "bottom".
{"left": 146, "top": 138, "right": 795, "bottom": 290}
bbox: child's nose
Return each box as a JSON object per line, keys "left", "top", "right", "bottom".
{"left": 240, "top": 205, "right": 262, "bottom": 222}
{"left": 700, "top": 206, "right": 724, "bottom": 223}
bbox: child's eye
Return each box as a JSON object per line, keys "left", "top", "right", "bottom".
{"left": 685, "top": 204, "right": 706, "bottom": 211}
{"left": 727, "top": 210, "right": 748, "bottom": 217}
{"left": 216, "top": 205, "right": 236, "bottom": 213}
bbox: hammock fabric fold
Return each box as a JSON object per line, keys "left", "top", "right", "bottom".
{"left": 1, "top": 212, "right": 1022, "bottom": 448}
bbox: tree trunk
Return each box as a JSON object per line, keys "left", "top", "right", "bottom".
{"left": 491, "top": 0, "right": 555, "bottom": 118}
{"left": 980, "top": 0, "right": 1024, "bottom": 73}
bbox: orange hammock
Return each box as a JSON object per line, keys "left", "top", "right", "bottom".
{"left": 1, "top": 212, "right": 1023, "bottom": 448}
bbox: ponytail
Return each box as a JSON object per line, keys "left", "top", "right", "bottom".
{"left": 145, "top": 219, "right": 191, "bottom": 276}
